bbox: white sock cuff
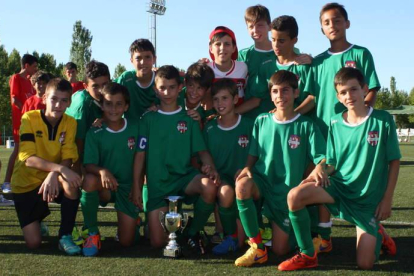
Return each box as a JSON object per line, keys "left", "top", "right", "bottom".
{"left": 318, "top": 221, "right": 332, "bottom": 228}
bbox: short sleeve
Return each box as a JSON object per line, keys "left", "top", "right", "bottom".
{"left": 18, "top": 112, "right": 37, "bottom": 161}
{"left": 326, "top": 122, "right": 336, "bottom": 167}
{"left": 307, "top": 121, "right": 326, "bottom": 165}
{"left": 385, "top": 115, "right": 401, "bottom": 161}
{"left": 66, "top": 97, "right": 88, "bottom": 140}
{"left": 136, "top": 114, "right": 149, "bottom": 152}
{"left": 9, "top": 75, "right": 20, "bottom": 99}
{"left": 361, "top": 49, "right": 381, "bottom": 91}
{"left": 248, "top": 119, "right": 260, "bottom": 157}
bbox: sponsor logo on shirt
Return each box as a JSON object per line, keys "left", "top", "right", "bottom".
{"left": 177, "top": 121, "right": 188, "bottom": 133}
{"left": 138, "top": 136, "right": 147, "bottom": 149}
{"left": 59, "top": 132, "right": 66, "bottom": 144}
{"left": 331, "top": 119, "right": 338, "bottom": 124}
{"left": 283, "top": 218, "right": 291, "bottom": 227}
{"left": 238, "top": 135, "right": 249, "bottom": 148}
{"left": 261, "top": 59, "right": 273, "bottom": 65}
{"left": 345, "top": 60, "right": 357, "bottom": 68}
{"left": 367, "top": 131, "right": 379, "bottom": 146}
{"left": 288, "top": 135, "right": 301, "bottom": 149}
{"left": 36, "top": 130, "right": 43, "bottom": 138}
{"left": 369, "top": 217, "right": 377, "bottom": 229}
{"left": 127, "top": 137, "right": 136, "bottom": 150}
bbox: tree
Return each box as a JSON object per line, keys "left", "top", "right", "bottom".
{"left": 70, "top": 20, "right": 93, "bottom": 80}
{"left": 7, "top": 49, "right": 21, "bottom": 75}
{"left": 0, "top": 45, "right": 12, "bottom": 141}
{"left": 113, "top": 63, "right": 127, "bottom": 80}
{"left": 390, "top": 76, "right": 397, "bottom": 94}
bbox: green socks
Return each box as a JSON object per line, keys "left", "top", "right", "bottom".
{"left": 289, "top": 208, "right": 315, "bottom": 256}
{"left": 237, "top": 198, "right": 259, "bottom": 238}
{"left": 80, "top": 190, "right": 99, "bottom": 233}
{"left": 218, "top": 203, "right": 237, "bottom": 236}
{"left": 188, "top": 198, "right": 214, "bottom": 237}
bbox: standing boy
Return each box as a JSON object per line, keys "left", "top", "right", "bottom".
{"left": 234, "top": 70, "right": 326, "bottom": 267}
{"left": 131, "top": 65, "right": 219, "bottom": 254}
{"left": 11, "top": 78, "right": 82, "bottom": 255}
{"left": 278, "top": 67, "right": 399, "bottom": 271}
{"left": 64, "top": 62, "right": 85, "bottom": 94}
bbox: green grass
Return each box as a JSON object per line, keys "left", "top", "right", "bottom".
{"left": 1, "top": 145, "right": 414, "bottom": 275}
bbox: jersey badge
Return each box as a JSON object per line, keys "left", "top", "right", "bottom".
{"left": 59, "top": 132, "right": 66, "bottom": 144}
{"left": 238, "top": 135, "right": 249, "bottom": 148}
{"left": 177, "top": 121, "right": 188, "bottom": 133}
{"left": 36, "top": 130, "right": 43, "bottom": 138}
{"left": 367, "top": 131, "right": 379, "bottom": 146}
{"left": 345, "top": 60, "right": 356, "bottom": 68}
{"left": 288, "top": 135, "right": 301, "bottom": 149}
{"left": 128, "top": 137, "right": 136, "bottom": 150}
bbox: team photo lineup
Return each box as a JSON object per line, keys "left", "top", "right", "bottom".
{"left": 2, "top": 2, "right": 403, "bottom": 272}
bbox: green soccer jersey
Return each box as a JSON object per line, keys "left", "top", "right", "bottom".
{"left": 305, "top": 45, "right": 381, "bottom": 137}
{"left": 84, "top": 118, "right": 139, "bottom": 188}
{"left": 65, "top": 89, "right": 102, "bottom": 141}
{"left": 115, "top": 70, "right": 157, "bottom": 121}
{"left": 203, "top": 115, "right": 253, "bottom": 184}
{"left": 327, "top": 108, "right": 401, "bottom": 211}
{"left": 137, "top": 107, "right": 207, "bottom": 201}
{"left": 250, "top": 113, "right": 326, "bottom": 208}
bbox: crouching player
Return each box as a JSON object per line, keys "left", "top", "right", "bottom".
{"left": 132, "top": 65, "right": 219, "bottom": 254}
{"left": 80, "top": 83, "right": 140, "bottom": 256}
{"left": 11, "top": 78, "right": 81, "bottom": 254}
{"left": 204, "top": 78, "right": 254, "bottom": 255}
{"left": 234, "top": 70, "right": 326, "bottom": 267}
{"left": 278, "top": 67, "right": 400, "bottom": 271}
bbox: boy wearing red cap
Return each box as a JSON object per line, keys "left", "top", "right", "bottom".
{"left": 208, "top": 26, "right": 248, "bottom": 107}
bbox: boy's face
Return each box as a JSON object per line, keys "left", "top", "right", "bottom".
{"left": 246, "top": 20, "right": 270, "bottom": 43}
{"left": 213, "top": 89, "right": 238, "bottom": 116}
{"left": 65, "top": 68, "right": 78, "bottom": 81}
{"left": 131, "top": 51, "right": 156, "bottom": 78}
{"left": 336, "top": 79, "right": 367, "bottom": 111}
{"left": 25, "top": 62, "right": 38, "bottom": 76}
{"left": 84, "top": 76, "right": 110, "bottom": 101}
{"left": 185, "top": 80, "right": 208, "bottom": 105}
{"left": 271, "top": 30, "right": 297, "bottom": 57}
{"left": 34, "top": 80, "right": 47, "bottom": 97}
{"left": 44, "top": 89, "right": 71, "bottom": 119}
{"left": 209, "top": 35, "right": 236, "bottom": 64}
{"left": 320, "top": 9, "right": 350, "bottom": 42}
{"left": 270, "top": 83, "right": 298, "bottom": 110}
{"left": 101, "top": 93, "right": 129, "bottom": 123}
{"left": 155, "top": 78, "right": 182, "bottom": 106}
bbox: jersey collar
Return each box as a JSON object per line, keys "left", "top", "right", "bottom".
{"left": 328, "top": 44, "right": 354, "bottom": 55}
{"left": 217, "top": 114, "right": 241, "bottom": 131}
{"left": 158, "top": 106, "right": 182, "bottom": 115}
{"left": 135, "top": 71, "right": 155, "bottom": 89}
{"left": 106, "top": 118, "right": 127, "bottom": 133}
{"left": 342, "top": 107, "right": 373, "bottom": 127}
{"left": 272, "top": 113, "right": 301, "bottom": 124}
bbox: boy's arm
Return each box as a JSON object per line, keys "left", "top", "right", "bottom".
{"left": 84, "top": 164, "right": 119, "bottom": 191}
{"left": 198, "top": 150, "right": 220, "bottom": 185}
{"left": 364, "top": 88, "right": 378, "bottom": 107}
{"left": 9, "top": 75, "right": 23, "bottom": 109}
{"left": 235, "top": 97, "right": 261, "bottom": 114}
{"left": 294, "top": 95, "right": 315, "bottom": 115}
{"left": 131, "top": 151, "right": 145, "bottom": 210}
{"left": 375, "top": 159, "right": 400, "bottom": 221}
{"left": 235, "top": 155, "right": 258, "bottom": 181}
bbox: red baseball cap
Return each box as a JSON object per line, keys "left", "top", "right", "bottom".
{"left": 209, "top": 26, "right": 238, "bottom": 61}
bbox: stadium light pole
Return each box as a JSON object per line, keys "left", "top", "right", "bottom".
{"left": 147, "top": 0, "right": 167, "bottom": 67}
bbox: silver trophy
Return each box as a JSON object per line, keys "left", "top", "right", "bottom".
{"left": 159, "top": 196, "right": 189, "bottom": 258}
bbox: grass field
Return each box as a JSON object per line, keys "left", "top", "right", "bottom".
{"left": 1, "top": 145, "right": 414, "bottom": 275}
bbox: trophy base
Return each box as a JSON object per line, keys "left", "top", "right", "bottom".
{"left": 163, "top": 247, "right": 182, "bottom": 258}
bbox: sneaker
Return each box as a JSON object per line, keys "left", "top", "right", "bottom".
{"left": 40, "top": 222, "right": 49, "bottom": 237}
{"left": 234, "top": 241, "right": 268, "bottom": 267}
{"left": 59, "top": 235, "right": 81, "bottom": 256}
{"left": 212, "top": 236, "right": 238, "bottom": 255}
{"left": 83, "top": 233, "right": 101, "bottom": 257}
{"left": 378, "top": 224, "right": 396, "bottom": 256}
{"left": 313, "top": 235, "right": 332, "bottom": 254}
{"left": 1, "top": 182, "right": 11, "bottom": 193}
{"left": 187, "top": 233, "right": 206, "bottom": 255}
{"left": 0, "top": 195, "right": 13, "bottom": 206}
{"left": 278, "top": 251, "right": 318, "bottom": 271}
{"left": 210, "top": 231, "right": 223, "bottom": 244}
{"left": 72, "top": 227, "right": 84, "bottom": 246}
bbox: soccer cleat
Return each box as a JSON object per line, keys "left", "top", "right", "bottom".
{"left": 83, "top": 232, "right": 101, "bottom": 257}
{"left": 278, "top": 251, "right": 318, "bottom": 271}
{"left": 313, "top": 235, "right": 332, "bottom": 254}
{"left": 378, "top": 224, "right": 396, "bottom": 256}
{"left": 0, "top": 195, "right": 14, "bottom": 206}
{"left": 40, "top": 222, "right": 49, "bottom": 237}
{"left": 187, "top": 233, "right": 206, "bottom": 255}
{"left": 59, "top": 235, "right": 81, "bottom": 256}
{"left": 212, "top": 236, "right": 238, "bottom": 255}
{"left": 72, "top": 227, "right": 84, "bottom": 246}
{"left": 1, "top": 182, "right": 11, "bottom": 193}
{"left": 234, "top": 241, "right": 268, "bottom": 267}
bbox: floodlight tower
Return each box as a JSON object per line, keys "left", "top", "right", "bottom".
{"left": 147, "top": 0, "right": 167, "bottom": 67}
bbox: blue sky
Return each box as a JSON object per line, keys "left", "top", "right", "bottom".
{"left": 1, "top": 0, "right": 413, "bottom": 92}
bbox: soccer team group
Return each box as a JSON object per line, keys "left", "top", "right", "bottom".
{"left": 3, "top": 2, "right": 401, "bottom": 271}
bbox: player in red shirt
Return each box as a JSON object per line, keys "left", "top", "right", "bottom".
{"left": 22, "top": 71, "right": 52, "bottom": 114}
{"left": 65, "top": 62, "right": 84, "bottom": 94}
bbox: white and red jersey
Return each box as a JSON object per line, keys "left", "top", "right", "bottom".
{"left": 208, "top": 61, "right": 248, "bottom": 106}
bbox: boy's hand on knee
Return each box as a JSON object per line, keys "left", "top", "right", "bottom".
{"left": 129, "top": 187, "right": 143, "bottom": 210}
{"left": 60, "top": 166, "right": 82, "bottom": 188}
{"left": 375, "top": 197, "right": 392, "bottom": 221}
{"left": 310, "top": 163, "right": 330, "bottom": 187}
{"left": 236, "top": 167, "right": 253, "bottom": 182}
{"left": 99, "top": 169, "right": 119, "bottom": 191}
{"left": 39, "top": 172, "right": 60, "bottom": 202}
{"left": 201, "top": 164, "right": 221, "bottom": 185}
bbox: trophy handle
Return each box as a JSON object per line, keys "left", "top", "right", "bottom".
{"left": 181, "top": 212, "right": 189, "bottom": 230}
{"left": 159, "top": 211, "right": 167, "bottom": 233}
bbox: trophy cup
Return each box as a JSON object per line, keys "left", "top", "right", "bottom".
{"left": 159, "top": 196, "right": 189, "bottom": 258}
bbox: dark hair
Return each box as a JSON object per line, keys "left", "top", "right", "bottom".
{"left": 320, "top": 3, "right": 348, "bottom": 21}
{"left": 101, "top": 82, "right": 130, "bottom": 105}
{"left": 46, "top": 78, "right": 73, "bottom": 95}
{"left": 65, "top": 62, "right": 78, "bottom": 71}
{"left": 211, "top": 78, "right": 238, "bottom": 98}
{"left": 268, "top": 70, "right": 298, "bottom": 91}
{"left": 85, "top": 60, "right": 110, "bottom": 82}
{"left": 129, "top": 39, "right": 156, "bottom": 57}
{"left": 155, "top": 65, "right": 181, "bottom": 85}
{"left": 244, "top": 5, "right": 271, "bottom": 24}
{"left": 185, "top": 62, "right": 215, "bottom": 89}
{"left": 21, "top": 54, "right": 38, "bottom": 68}
{"left": 271, "top": 15, "right": 299, "bottom": 39}
{"left": 30, "top": 70, "right": 52, "bottom": 85}
{"left": 334, "top": 67, "right": 365, "bottom": 90}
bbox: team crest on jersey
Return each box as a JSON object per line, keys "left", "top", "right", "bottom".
{"left": 36, "top": 130, "right": 43, "bottom": 138}
{"left": 345, "top": 60, "right": 356, "bottom": 68}
{"left": 238, "top": 135, "right": 249, "bottom": 148}
{"left": 288, "top": 135, "right": 301, "bottom": 149}
{"left": 127, "top": 137, "right": 136, "bottom": 150}
{"left": 59, "top": 132, "right": 66, "bottom": 144}
{"left": 177, "top": 121, "right": 188, "bottom": 133}
{"left": 367, "top": 131, "right": 379, "bottom": 146}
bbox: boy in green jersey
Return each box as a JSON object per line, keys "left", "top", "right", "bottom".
{"left": 116, "top": 39, "right": 157, "bottom": 121}
{"left": 65, "top": 61, "right": 110, "bottom": 174}
{"left": 234, "top": 70, "right": 326, "bottom": 267}
{"left": 132, "top": 65, "right": 219, "bottom": 254}
{"left": 204, "top": 79, "right": 254, "bottom": 255}
{"left": 80, "top": 83, "right": 140, "bottom": 257}
{"left": 278, "top": 68, "right": 400, "bottom": 271}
